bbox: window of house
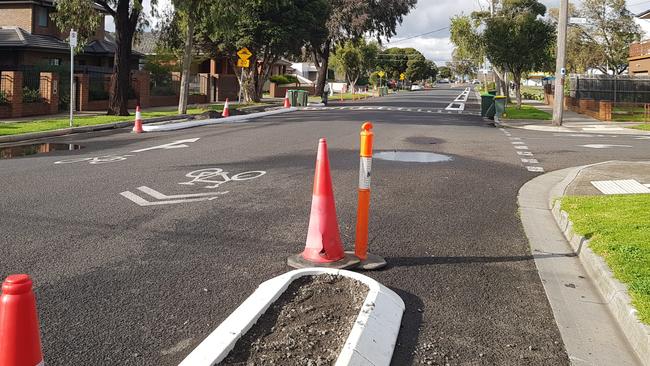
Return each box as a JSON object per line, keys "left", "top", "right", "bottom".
{"left": 47, "top": 58, "right": 61, "bottom": 66}
{"left": 38, "top": 7, "right": 49, "bottom": 27}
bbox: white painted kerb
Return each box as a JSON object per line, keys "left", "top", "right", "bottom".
{"left": 179, "top": 268, "right": 405, "bottom": 366}
{"left": 143, "top": 107, "right": 297, "bottom": 132}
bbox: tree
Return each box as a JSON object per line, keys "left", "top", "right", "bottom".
{"left": 310, "top": 0, "right": 416, "bottom": 96}
{"left": 483, "top": 0, "right": 555, "bottom": 107}
{"left": 562, "top": 0, "right": 642, "bottom": 74}
{"left": 330, "top": 40, "right": 379, "bottom": 93}
{"left": 377, "top": 47, "right": 422, "bottom": 80}
{"left": 405, "top": 55, "right": 432, "bottom": 82}
{"left": 157, "top": 0, "right": 211, "bottom": 114}
{"left": 449, "top": 15, "right": 484, "bottom": 66}
{"left": 53, "top": 0, "right": 154, "bottom": 116}
{"left": 438, "top": 66, "right": 452, "bottom": 79}
{"left": 204, "top": 0, "right": 328, "bottom": 102}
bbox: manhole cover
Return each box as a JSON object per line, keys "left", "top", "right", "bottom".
{"left": 0, "top": 143, "right": 83, "bottom": 159}
{"left": 374, "top": 151, "right": 453, "bottom": 163}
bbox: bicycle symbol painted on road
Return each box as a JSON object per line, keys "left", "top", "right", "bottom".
{"left": 179, "top": 168, "right": 266, "bottom": 189}
{"left": 54, "top": 155, "right": 134, "bottom": 165}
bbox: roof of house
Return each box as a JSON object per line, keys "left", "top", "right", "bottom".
{"left": 0, "top": 0, "right": 107, "bottom": 12}
{"left": 637, "top": 9, "right": 650, "bottom": 19}
{"left": 0, "top": 26, "right": 143, "bottom": 57}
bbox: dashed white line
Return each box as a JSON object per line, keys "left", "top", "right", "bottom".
{"left": 514, "top": 145, "right": 529, "bottom": 150}
{"left": 526, "top": 166, "right": 545, "bottom": 172}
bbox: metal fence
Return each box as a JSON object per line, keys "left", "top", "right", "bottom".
{"left": 150, "top": 73, "right": 177, "bottom": 96}
{"left": 569, "top": 74, "right": 650, "bottom": 103}
{"left": 0, "top": 74, "right": 11, "bottom": 103}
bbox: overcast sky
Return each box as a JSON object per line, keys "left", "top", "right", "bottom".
{"left": 107, "top": 0, "right": 650, "bottom": 66}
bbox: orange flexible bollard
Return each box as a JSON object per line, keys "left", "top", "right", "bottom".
{"left": 352, "top": 122, "right": 387, "bottom": 270}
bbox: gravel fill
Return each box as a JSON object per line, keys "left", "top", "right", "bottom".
{"left": 219, "top": 274, "right": 369, "bottom": 365}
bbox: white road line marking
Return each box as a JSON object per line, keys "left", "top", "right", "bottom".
{"left": 635, "top": 136, "right": 650, "bottom": 140}
{"left": 509, "top": 137, "right": 521, "bottom": 140}
{"left": 517, "top": 151, "right": 534, "bottom": 156}
{"left": 579, "top": 144, "right": 632, "bottom": 149}
{"left": 514, "top": 146, "right": 529, "bottom": 150}
{"left": 511, "top": 141, "right": 525, "bottom": 145}
{"left": 591, "top": 180, "right": 650, "bottom": 194}
{"left": 120, "top": 191, "right": 220, "bottom": 206}
{"left": 131, "top": 138, "right": 200, "bottom": 153}
{"left": 137, "top": 186, "right": 228, "bottom": 200}
{"left": 526, "top": 166, "right": 545, "bottom": 172}
{"left": 521, "top": 158, "right": 539, "bottom": 164}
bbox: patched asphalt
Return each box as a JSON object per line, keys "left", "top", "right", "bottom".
{"left": 3, "top": 86, "right": 635, "bottom": 365}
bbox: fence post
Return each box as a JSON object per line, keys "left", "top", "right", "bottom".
{"left": 599, "top": 100, "right": 612, "bottom": 121}
{"left": 39, "top": 72, "right": 59, "bottom": 114}
{"left": 133, "top": 71, "right": 150, "bottom": 108}
{"left": 198, "top": 73, "right": 210, "bottom": 96}
{"left": 2, "top": 71, "right": 24, "bottom": 118}
{"left": 76, "top": 73, "right": 89, "bottom": 112}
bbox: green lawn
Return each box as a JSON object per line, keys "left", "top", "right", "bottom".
{"left": 631, "top": 123, "right": 650, "bottom": 131}
{"left": 0, "top": 102, "right": 272, "bottom": 136}
{"left": 561, "top": 194, "right": 650, "bottom": 324}
{"left": 504, "top": 104, "right": 552, "bottom": 120}
{"left": 308, "top": 92, "right": 374, "bottom": 102}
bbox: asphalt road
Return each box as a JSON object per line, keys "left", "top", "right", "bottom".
{"left": 2, "top": 85, "right": 648, "bottom": 365}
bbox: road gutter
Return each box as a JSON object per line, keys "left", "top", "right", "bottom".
{"left": 518, "top": 164, "right": 644, "bottom": 366}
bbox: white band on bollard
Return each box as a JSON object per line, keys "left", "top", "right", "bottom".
{"left": 358, "top": 157, "right": 372, "bottom": 189}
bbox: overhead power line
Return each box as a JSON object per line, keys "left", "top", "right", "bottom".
{"left": 385, "top": 26, "right": 450, "bottom": 44}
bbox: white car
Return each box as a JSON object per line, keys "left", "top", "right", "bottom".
{"left": 411, "top": 84, "right": 423, "bottom": 91}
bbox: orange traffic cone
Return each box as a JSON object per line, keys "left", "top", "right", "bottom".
{"left": 132, "top": 105, "right": 143, "bottom": 133}
{"left": 287, "top": 138, "right": 360, "bottom": 269}
{"left": 0, "top": 274, "right": 44, "bottom": 366}
{"left": 283, "top": 91, "right": 291, "bottom": 108}
{"left": 222, "top": 98, "right": 230, "bottom": 117}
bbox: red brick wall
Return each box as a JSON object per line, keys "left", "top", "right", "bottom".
{"left": 20, "top": 102, "right": 50, "bottom": 117}
{"left": 269, "top": 83, "right": 315, "bottom": 98}
{"left": 0, "top": 5, "right": 33, "bottom": 32}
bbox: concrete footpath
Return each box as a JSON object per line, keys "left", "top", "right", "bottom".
{"left": 501, "top": 100, "right": 650, "bottom": 135}
{"left": 519, "top": 162, "right": 649, "bottom": 365}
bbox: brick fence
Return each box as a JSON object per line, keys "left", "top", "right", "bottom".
{"left": 0, "top": 70, "right": 209, "bottom": 119}
{"left": 544, "top": 92, "right": 613, "bottom": 121}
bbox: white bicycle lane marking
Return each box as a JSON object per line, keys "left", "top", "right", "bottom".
{"left": 54, "top": 138, "right": 200, "bottom": 165}
{"left": 121, "top": 168, "right": 267, "bottom": 206}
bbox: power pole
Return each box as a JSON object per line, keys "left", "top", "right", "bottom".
{"left": 552, "top": 0, "right": 569, "bottom": 126}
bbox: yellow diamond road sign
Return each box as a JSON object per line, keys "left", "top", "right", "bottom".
{"left": 378, "top": 71, "right": 385, "bottom": 77}
{"left": 237, "top": 47, "right": 252, "bottom": 60}
{"left": 400, "top": 73, "right": 405, "bottom": 80}
{"left": 237, "top": 58, "right": 250, "bottom": 68}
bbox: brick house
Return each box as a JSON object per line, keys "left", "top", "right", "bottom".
{"left": 0, "top": 0, "right": 140, "bottom": 68}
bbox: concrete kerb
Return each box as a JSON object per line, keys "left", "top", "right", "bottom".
{"left": 548, "top": 162, "right": 650, "bottom": 365}
{"left": 179, "top": 268, "right": 405, "bottom": 366}
{"left": 142, "top": 107, "right": 298, "bottom": 132}
{"left": 497, "top": 120, "right": 650, "bottom": 135}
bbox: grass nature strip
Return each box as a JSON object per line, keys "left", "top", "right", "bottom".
{"left": 0, "top": 103, "right": 271, "bottom": 136}
{"left": 561, "top": 194, "right": 650, "bottom": 324}
{"left": 504, "top": 104, "right": 552, "bottom": 120}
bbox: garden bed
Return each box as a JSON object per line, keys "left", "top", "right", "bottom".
{"left": 180, "top": 268, "right": 406, "bottom": 366}
{"left": 220, "top": 275, "right": 368, "bottom": 365}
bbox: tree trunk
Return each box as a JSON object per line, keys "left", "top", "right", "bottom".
{"left": 314, "top": 39, "right": 331, "bottom": 96}
{"left": 514, "top": 75, "right": 522, "bottom": 108}
{"left": 107, "top": 3, "right": 134, "bottom": 116}
{"left": 178, "top": 20, "right": 194, "bottom": 115}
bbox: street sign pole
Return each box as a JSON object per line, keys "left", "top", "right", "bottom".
{"left": 236, "top": 48, "right": 253, "bottom": 104}
{"left": 69, "top": 30, "right": 77, "bottom": 128}
{"left": 238, "top": 68, "right": 243, "bottom": 104}
{"left": 552, "top": 0, "right": 568, "bottom": 126}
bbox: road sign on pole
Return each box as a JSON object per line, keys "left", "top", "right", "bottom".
{"left": 69, "top": 30, "right": 77, "bottom": 128}
{"left": 237, "top": 47, "right": 252, "bottom": 60}
{"left": 236, "top": 59, "right": 250, "bottom": 68}
{"left": 378, "top": 71, "right": 385, "bottom": 78}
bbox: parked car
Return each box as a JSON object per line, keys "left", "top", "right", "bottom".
{"left": 472, "top": 79, "right": 481, "bottom": 85}
{"left": 438, "top": 79, "right": 450, "bottom": 84}
{"left": 411, "top": 84, "right": 423, "bottom": 91}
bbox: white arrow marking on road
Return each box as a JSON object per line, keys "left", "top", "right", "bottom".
{"left": 136, "top": 186, "right": 228, "bottom": 199}
{"left": 579, "top": 144, "right": 633, "bottom": 149}
{"left": 131, "top": 138, "right": 200, "bottom": 153}
{"left": 120, "top": 191, "right": 220, "bottom": 206}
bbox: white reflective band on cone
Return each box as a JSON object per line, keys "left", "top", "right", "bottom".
{"left": 358, "top": 157, "right": 372, "bottom": 189}
{"left": 135, "top": 111, "right": 142, "bottom": 120}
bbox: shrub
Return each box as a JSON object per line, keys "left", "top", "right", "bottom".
{"left": 0, "top": 90, "right": 9, "bottom": 104}
{"left": 270, "top": 74, "right": 298, "bottom": 85}
{"left": 22, "top": 87, "right": 43, "bottom": 103}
